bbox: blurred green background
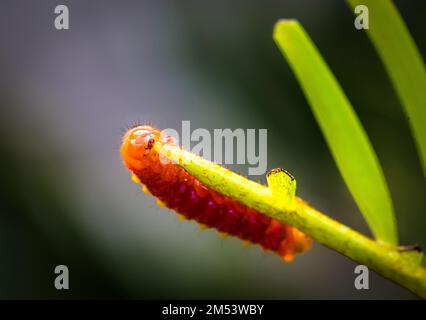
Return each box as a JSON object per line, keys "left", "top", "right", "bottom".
{"left": 0, "top": 0, "right": 425, "bottom": 299}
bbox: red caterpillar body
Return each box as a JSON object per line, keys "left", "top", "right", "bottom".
{"left": 121, "top": 125, "right": 311, "bottom": 261}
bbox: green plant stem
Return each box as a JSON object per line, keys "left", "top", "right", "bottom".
{"left": 159, "top": 143, "right": 426, "bottom": 298}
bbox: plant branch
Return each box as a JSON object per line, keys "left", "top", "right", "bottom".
{"left": 158, "top": 143, "right": 426, "bottom": 298}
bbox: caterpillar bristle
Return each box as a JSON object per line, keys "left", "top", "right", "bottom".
{"left": 242, "top": 240, "right": 251, "bottom": 247}
{"left": 131, "top": 174, "right": 141, "bottom": 184}
{"left": 282, "top": 254, "right": 294, "bottom": 262}
{"left": 218, "top": 232, "right": 228, "bottom": 239}
{"left": 121, "top": 120, "right": 157, "bottom": 137}
{"left": 142, "top": 185, "right": 150, "bottom": 194}
{"left": 176, "top": 214, "right": 186, "bottom": 221}
{"left": 157, "top": 199, "right": 166, "bottom": 207}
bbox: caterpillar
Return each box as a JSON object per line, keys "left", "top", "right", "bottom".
{"left": 120, "top": 125, "right": 311, "bottom": 261}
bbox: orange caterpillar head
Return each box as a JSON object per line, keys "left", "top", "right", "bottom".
{"left": 121, "top": 125, "right": 160, "bottom": 171}
{"left": 121, "top": 125, "right": 177, "bottom": 172}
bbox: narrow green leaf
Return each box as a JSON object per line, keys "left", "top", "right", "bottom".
{"left": 273, "top": 20, "right": 397, "bottom": 244}
{"left": 348, "top": 0, "right": 426, "bottom": 176}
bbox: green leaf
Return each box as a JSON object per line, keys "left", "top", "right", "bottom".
{"left": 273, "top": 20, "right": 397, "bottom": 245}
{"left": 348, "top": 0, "right": 426, "bottom": 176}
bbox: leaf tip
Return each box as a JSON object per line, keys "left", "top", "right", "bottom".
{"left": 273, "top": 19, "right": 299, "bottom": 39}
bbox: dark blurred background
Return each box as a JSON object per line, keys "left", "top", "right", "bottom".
{"left": 0, "top": 0, "right": 425, "bottom": 299}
